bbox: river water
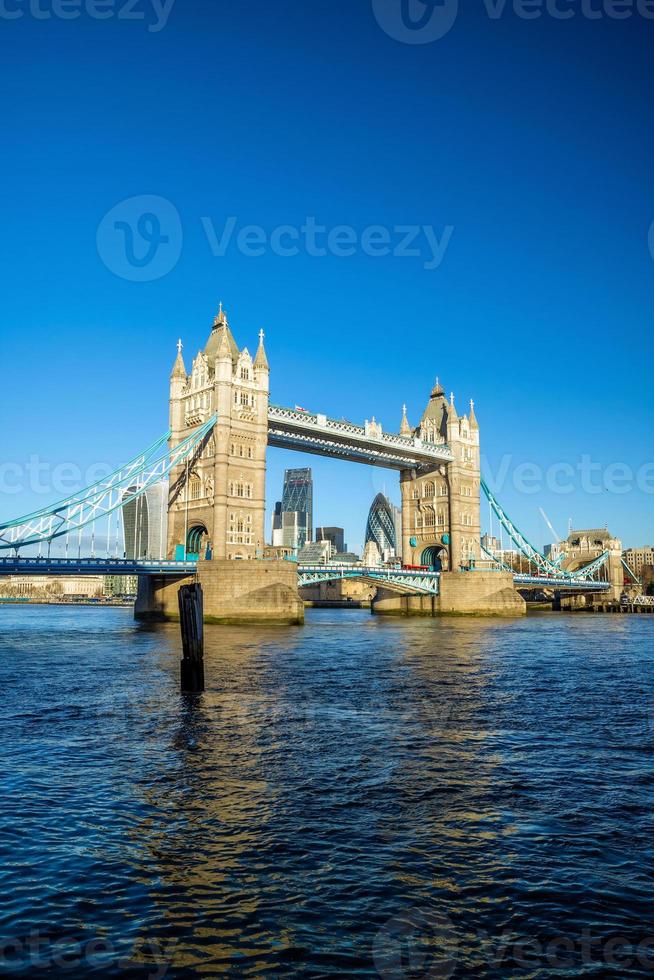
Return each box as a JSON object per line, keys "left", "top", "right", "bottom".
{"left": 0, "top": 606, "right": 653, "bottom": 978}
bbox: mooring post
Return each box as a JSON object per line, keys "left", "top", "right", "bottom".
{"left": 178, "top": 582, "right": 205, "bottom": 692}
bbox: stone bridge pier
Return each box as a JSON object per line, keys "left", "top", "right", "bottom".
{"left": 135, "top": 560, "right": 304, "bottom": 625}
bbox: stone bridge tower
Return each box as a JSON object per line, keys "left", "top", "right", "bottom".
{"left": 399, "top": 380, "right": 481, "bottom": 572}
{"left": 167, "top": 305, "right": 269, "bottom": 560}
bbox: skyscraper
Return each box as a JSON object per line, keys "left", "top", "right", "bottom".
{"left": 365, "top": 493, "right": 402, "bottom": 562}
{"left": 281, "top": 467, "right": 313, "bottom": 551}
{"left": 121, "top": 483, "right": 167, "bottom": 559}
{"left": 271, "top": 501, "right": 284, "bottom": 546}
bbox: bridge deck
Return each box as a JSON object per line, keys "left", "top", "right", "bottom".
{"left": 268, "top": 405, "right": 452, "bottom": 470}
{"left": 0, "top": 558, "right": 198, "bottom": 577}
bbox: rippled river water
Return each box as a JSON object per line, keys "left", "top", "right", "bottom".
{"left": 1, "top": 606, "right": 653, "bottom": 977}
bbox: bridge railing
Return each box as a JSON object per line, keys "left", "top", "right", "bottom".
{"left": 0, "top": 556, "right": 198, "bottom": 576}
{"left": 268, "top": 405, "right": 453, "bottom": 461}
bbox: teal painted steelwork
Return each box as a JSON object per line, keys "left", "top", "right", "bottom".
{"left": 297, "top": 565, "right": 440, "bottom": 595}
{"left": 0, "top": 417, "right": 217, "bottom": 552}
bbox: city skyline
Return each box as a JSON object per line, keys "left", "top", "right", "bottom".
{"left": 1, "top": 5, "right": 653, "bottom": 554}
{"left": 1, "top": 338, "right": 652, "bottom": 557}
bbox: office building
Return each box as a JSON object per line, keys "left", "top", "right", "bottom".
{"left": 280, "top": 467, "right": 313, "bottom": 551}
{"left": 121, "top": 483, "right": 167, "bottom": 560}
{"left": 315, "top": 526, "right": 346, "bottom": 554}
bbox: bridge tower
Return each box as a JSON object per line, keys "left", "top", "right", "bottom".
{"left": 399, "top": 381, "right": 481, "bottom": 572}
{"left": 167, "top": 305, "right": 270, "bottom": 560}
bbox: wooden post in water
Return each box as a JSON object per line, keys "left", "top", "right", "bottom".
{"left": 178, "top": 583, "right": 205, "bottom": 692}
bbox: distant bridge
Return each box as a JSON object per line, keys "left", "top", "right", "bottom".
{"left": 297, "top": 564, "right": 441, "bottom": 594}
{"left": 512, "top": 573, "right": 610, "bottom": 593}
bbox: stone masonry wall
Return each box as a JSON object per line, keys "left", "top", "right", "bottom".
{"left": 135, "top": 560, "right": 304, "bottom": 625}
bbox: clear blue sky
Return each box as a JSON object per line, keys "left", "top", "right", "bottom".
{"left": 1, "top": 0, "right": 653, "bottom": 552}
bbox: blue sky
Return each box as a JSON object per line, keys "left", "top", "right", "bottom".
{"left": 1, "top": 0, "right": 653, "bottom": 552}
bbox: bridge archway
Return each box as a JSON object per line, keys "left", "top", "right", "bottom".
{"left": 421, "top": 545, "right": 446, "bottom": 572}
{"left": 186, "top": 523, "right": 209, "bottom": 559}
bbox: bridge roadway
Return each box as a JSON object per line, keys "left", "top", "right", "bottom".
{"left": 267, "top": 405, "right": 453, "bottom": 470}
{"left": 0, "top": 557, "right": 198, "bottom": 577}
{"left": 0, "top": 558, "right": 612, "bottom": 595}
{"left": 299, "top": 566, "right": 611, "bottom": 595}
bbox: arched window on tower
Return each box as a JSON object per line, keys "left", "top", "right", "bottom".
{"left": 188, "top": 474, "right": 202, "bottom": 500}
{"left": 424, "top": 482, "right": 435, "bottom": 498}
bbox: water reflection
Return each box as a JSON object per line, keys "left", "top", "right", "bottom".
{"left": 0, "top": 607, "right": 653, "bottom": 976}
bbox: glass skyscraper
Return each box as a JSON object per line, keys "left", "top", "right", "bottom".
{"left": 121, "top": 483, "right": 167, "bottom": 559}
{"left": 281, "top": 467, "right": 313, "bottom": 551}
{"left": 365, "top": 493, "right": 402, "bottom": 562}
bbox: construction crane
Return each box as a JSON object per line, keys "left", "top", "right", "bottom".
{"left": 539, "top": 507, "right": 566, "bottom": 567}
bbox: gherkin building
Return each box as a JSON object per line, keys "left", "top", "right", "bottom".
{"left": 365, "top": 493, "right": 400, "bottom": 560}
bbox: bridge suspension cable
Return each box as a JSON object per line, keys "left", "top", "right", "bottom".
{"left": 0, "top": 417, "right": 217, "bottom": 553}
{"left": 480, "top": 479, "right": 610, "bottom": 583}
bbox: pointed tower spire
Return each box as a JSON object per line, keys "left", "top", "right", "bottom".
{"left": 430, "top": 376, "right": 445, "bottom": 398}
{"left": 170, "top": 338, "right": 186, "bottom": 379}
{"left": 254, "top": 328, "right": 269, "bottom": 370}
{"left": 400, "top": 404, "right": 411, "bottom": 437}
{"left": 214, "top": 301, "right": 227, "bottom": 327}
{"left": 469, "top": 398, "right": 478, "bottom": 430}
{"left": 205, "top": 302, "right": 239, "bottom": 366}
{"left": 449, "top": 391, "right": 458, "bottom": 421}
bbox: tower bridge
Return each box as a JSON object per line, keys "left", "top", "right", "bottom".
{"left": 0, "top": 304, "right": 631, "bottom": 622}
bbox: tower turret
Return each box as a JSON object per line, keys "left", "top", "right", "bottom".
{"left": 254, "top": 329, "right": 269, "bottom": 390}
{"left": 169, "top": 339, "right": 187, "bottom": 434}
{"left": 171, "top": 338, "right": 186, "bottom": 380}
